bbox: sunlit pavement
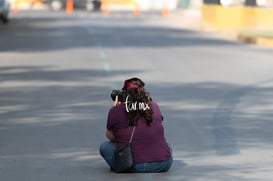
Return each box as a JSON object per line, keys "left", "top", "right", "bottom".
{"left": 1, "top": 10, "right": 273, "bottom": 181}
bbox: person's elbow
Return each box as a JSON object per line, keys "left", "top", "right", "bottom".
{"left": 106, "top": 129, "right": 115, "bottom": 141}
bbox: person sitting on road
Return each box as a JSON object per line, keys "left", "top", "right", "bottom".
{"left": 99, "top": 77, "right": 173, "bottom": 173}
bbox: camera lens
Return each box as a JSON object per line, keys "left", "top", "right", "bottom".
{"left": 111, "top": 90, "right": 123, "bottom": 101}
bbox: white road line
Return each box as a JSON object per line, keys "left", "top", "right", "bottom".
{"left": 87, "top": 29, "right": 118, "bottom": 90}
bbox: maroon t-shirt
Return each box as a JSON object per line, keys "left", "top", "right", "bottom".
{"left": 106, "top": 101, "right": 171, "bottom": 164}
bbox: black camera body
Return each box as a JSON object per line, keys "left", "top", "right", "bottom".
{"left": 111, "top": 90, "right": 123, "bottom": 102}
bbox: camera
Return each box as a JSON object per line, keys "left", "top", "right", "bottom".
{"left": 111, "top": 90, "right": 123, "bottom": 102}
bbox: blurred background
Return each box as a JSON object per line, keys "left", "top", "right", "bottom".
{"left": 4, "top": 0, "right": 200, "bottom": 12}
{"left": 2, "top": 0, "right": 273, "bottom": 33}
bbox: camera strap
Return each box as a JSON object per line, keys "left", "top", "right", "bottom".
{"left": 129, "top": 126, "right": 136, "bottom": 144}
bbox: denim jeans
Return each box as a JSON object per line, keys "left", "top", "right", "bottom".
{"left": 99, "top": 141, "right": 173, "bottom": 173}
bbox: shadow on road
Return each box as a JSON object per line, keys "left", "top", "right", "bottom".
{"left": 0, "top": 11, "right": 240, "bottom": 52}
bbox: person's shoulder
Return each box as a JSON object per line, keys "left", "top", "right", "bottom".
{"left": 150, "top": 101, "right": 159, "bottom": 109}
{"left": 150, "top": 101, "right": 159, "bottom": 107}
{"left": 150, "top": 101, "right": 161, "bottom": 110}
{"left": 109, "top": 103, "right": 125, "bottom": 112}
{"left": 150, "top": 101, "right": 163, "bottom": 121}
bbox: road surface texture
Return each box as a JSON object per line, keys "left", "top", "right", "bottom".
{"left": 1, "top": 10, "right": 273, "bottom": 181}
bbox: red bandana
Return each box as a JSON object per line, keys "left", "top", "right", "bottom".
{"left": 123, "top": 82, "right": 139, "bottom": 89}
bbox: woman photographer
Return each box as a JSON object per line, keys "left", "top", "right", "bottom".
{"left": 99, "top": 77, "right": 173, "bottom": 173}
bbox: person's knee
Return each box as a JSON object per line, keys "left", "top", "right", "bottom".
{"left": 163, "top": 157, "right": 173, "bottom": 172}
{"left": 156, "top": 157, "right": 173, "bottom": 172}
{"left": 99, "top": 141, "right": 115, "bottom": 156}
{"left": 99, "top": 141, "right": 108, "bottom": 156}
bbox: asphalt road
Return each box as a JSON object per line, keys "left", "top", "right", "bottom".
{"left": 1, "top": 10, "right": 273, "bottom": 181}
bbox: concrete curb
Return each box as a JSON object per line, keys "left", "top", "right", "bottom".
{"left": 200, "top": 20, "right": 273, "bottom": 48}
{"left": 237, "top": 34, "right": 273, "bottom": 48}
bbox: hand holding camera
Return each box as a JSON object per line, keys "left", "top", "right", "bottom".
{"left": 111, "top": 90, "right": 123, "bottom": 106}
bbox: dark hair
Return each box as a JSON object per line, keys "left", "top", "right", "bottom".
{"left": 122, "top": 78, "right": 153, "bottom": 126}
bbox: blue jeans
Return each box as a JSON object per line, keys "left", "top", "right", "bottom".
{"left": 99, "top": 141, "right": 173, "bottom": 173}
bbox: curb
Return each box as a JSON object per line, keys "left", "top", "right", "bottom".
{"left": 237, "top": 34, "right": 273, "bottom": 48}
{"left": 256, "top": 37, "right": 273, "bottom": 47}
{"left": 200, "top": 22, "right": 273, "bottom": 48}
